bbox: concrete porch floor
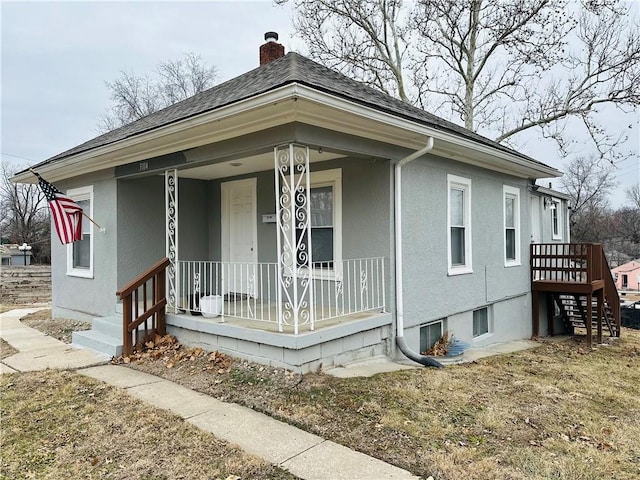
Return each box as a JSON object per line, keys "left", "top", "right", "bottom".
{"left": 170, "top": 300, "right": 387, "bottom": 335}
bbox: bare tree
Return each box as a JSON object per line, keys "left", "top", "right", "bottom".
{"left": 98, "top": 53, "right": 217, "bottom": 132}
{"left": 279, "top": 0, "right": 411, "bottom": 101}
{"left": 626, "top": 184, "right": 640, "bottom": 209}
{"left": 280, "top": 0, "right": 639, "bottom": 160}
{"left": 560, "top": 155, "right": 616, "bottom": 242}
{"left": 0, "top": 160, "right": 51, "bottom": 263}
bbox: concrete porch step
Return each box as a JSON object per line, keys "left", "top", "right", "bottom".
{"left": 92, "top": 315, "right": 122, "bottom": 338}
{"left": 72, "top": 329, "right": 122, "bottom": 358}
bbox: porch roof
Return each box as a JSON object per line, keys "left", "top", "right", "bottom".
{"left": 14, "top": 52, "right": 561, "bottom": 182}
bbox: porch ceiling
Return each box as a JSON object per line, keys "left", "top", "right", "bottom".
{"left": 178, "top": 149, "right": 345, "bottom": 180}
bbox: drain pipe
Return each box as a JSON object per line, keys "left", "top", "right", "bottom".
{"left": 394, "top": 137, "right": 443, "bottom": 368}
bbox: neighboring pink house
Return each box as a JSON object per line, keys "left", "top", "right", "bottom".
{"left": 612, "top": 260, "right": 640, "bottom": 291}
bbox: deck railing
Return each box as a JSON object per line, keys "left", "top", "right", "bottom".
{"left": 530, "top": 243, "right": 604, "bottom": 283}
{"left": 172, "top": 257, "right": 386, "bottom": 329}
{"left": 116, "top": 257, "right": 169, "bottom": 356}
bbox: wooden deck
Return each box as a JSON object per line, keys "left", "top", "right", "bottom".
{"left": 531, "top": 243, "right": 620, "bottom": 348}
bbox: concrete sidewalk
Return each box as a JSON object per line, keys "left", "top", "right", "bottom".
{"left": 81, "top": 365, "right": 418, "bottom": 480}
{"left": 0, "top": 307, "right": 110, "bottom": 373}
{"left": 0, "top": 308, "right": 418, "bottom": 480}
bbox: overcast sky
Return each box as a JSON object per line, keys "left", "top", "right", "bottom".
{"left": 1, "top": 0, "right": 638, "bottom": 207}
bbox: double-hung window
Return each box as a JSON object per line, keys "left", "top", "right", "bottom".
{"left": 503, "top": 186, "right": 521, "bottom": 266}
{"left": 66, "top": 185, "right": 93, "bottom": 278}
{"left": 447, "top": 175, "right": 472, "bottom": 275}
{"left": 295, "top": 169, "right": 342, "bottom": 275}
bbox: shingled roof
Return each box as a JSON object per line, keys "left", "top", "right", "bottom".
{"left": 36, "top": 52, "right": 543, "bottom": 168}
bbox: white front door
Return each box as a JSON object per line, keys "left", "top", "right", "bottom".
{"left": 222, "top": 178, "right": 257, "bottom": 296}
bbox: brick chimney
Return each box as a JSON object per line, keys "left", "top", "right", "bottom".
{"left": 260, "top": 32, "right": 285, "bottom": 66}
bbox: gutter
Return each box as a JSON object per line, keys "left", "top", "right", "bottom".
{"left": 394, "top": 137, "right": 443, "bottom": 368}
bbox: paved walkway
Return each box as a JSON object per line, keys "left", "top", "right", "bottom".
{"left": 0, "top": 308, "right": 110, "bottom": 373}
{"left": 0, "top": 308, "right": 418, "bottom": 480}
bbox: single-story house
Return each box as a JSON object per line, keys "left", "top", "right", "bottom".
{"left": 15, "top": 33, "right": 580, "bottom": 371}
{"left": 612, "top": 260, "right": 640, "bottom": 291}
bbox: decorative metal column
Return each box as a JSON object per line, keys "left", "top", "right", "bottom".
{"left": 274, "top": 144, "right": 315, "bottom": 334}
{"left": 165, "top": 169, "right": 179, "bottom": 313}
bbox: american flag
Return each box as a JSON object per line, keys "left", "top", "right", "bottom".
{"left": 33, "top": 171, "right": 84, "bottom": 244}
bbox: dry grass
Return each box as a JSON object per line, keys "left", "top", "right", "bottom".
{"left": 127, "top": 329, "right": 640, "bottom": 480}
{"left": 20, "top": 309, "right": 90, "bottom": 344}
{"left": 0, "top": 370, "right": 297, "bottom": 480}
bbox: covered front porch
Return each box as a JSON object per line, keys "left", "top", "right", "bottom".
{"left": 116, "top": 140, "right": 395, "bottom": 370}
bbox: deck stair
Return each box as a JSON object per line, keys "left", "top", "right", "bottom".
{"left": 553, "top": 293, "right": 618, "bottom": 337}
{"left": 531, "top": 243, "right": 621, "bottom": 347}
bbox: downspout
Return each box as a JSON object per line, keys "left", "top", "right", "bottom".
{"left": 394, "top": 137, "right": 443, "bottom": 368}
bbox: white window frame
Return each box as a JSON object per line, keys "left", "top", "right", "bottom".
{"left": 503, "top": 185, "right": 521, "bottom": 267}
{"left": 551, "top": 199, "right": 562, "bottom": 240}
{"left": 447, "top": 174, "right": 472, "bottom": 275}
{"left": 296, "top": 168, "right": 342, "bottom": 280}
{"left": 66, "top": 185, "right": 93, "bottom": 278}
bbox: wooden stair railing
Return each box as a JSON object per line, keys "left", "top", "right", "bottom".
{"left": 601, "top": 250, "right": 621, "bottom": 337}
{"left": 116, "top": 257, "right": 170, "bottom": 356}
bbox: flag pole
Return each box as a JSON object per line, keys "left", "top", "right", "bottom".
{"left": 29, "top": 168, "right": 106, "bottom": 232}
{"left": 82, "top": 211, "right": 104, "bottom": 230}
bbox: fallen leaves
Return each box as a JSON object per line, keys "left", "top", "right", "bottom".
{"left": 111, "top": 334, "right": 233, "bottom": 373}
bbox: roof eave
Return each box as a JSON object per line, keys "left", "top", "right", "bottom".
{"left": 12, "top": 81, "right": 561, "bottom": 183}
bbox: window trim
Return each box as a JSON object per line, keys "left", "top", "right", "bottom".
{"left": 551, "top": 199, "right": 562, "bottom": 240}
{"left": 66, "top": 185, "right": 94, "bottom": 278}
{"left": 296, "top": 168, "right": 342, "bottom": 280}
{"left": 503, "top": 185, "right": 521, "bottom": 267}
{"left": 447, "top": 174, "right": 472, "bottom": 275}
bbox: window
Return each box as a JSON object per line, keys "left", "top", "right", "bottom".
{"left": 295, "top": 169, "right": 342, "bottom": 273}
{"left": 447, "top": 175, "right": 472, "bottom": 275}
{"left": 551, "top": 200, "right": 561, "bottom": 240}
{"left": 66, "top": 186, "right": 93, "bottom": 278}
{"left": 297, "top": 186, "right": 334, "bottom": 267}
{"left": 420, "top": 320, "right": 444, "bottom": 354}
{"left": 503, "top": 186, "right": 521, "bottom": 266}
{"left": 473, "top": 307, "right": 489, "bottom": 337}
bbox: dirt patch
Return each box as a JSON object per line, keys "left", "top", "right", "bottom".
{"left": 124, "top": 330, "right": 640, "bottom": 479}
{"left": 20, "top": 309, "right": 90, "bottom": 344}
{"left": 0, "top": 370, "right": 296, "bottom": 479}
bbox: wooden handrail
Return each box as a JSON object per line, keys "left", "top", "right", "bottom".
{"left": 117, "top": 257, "right": 170, "bottom": 298}
{"left": 600, "top": 250, "right": 621, "bottom": 337}
{"left": 116, "top": 257, "right": 169, "bottom": 356}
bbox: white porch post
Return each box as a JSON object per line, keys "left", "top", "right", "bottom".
{"left": 165, "top": 169, "right": 179, "bottom": 313}
{"left": 275, "top": 144, "right": 314, "bottom": 334}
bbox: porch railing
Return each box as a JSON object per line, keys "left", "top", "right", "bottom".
{"left": 172, "top": 257, "right": 386, "bottom": 330}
